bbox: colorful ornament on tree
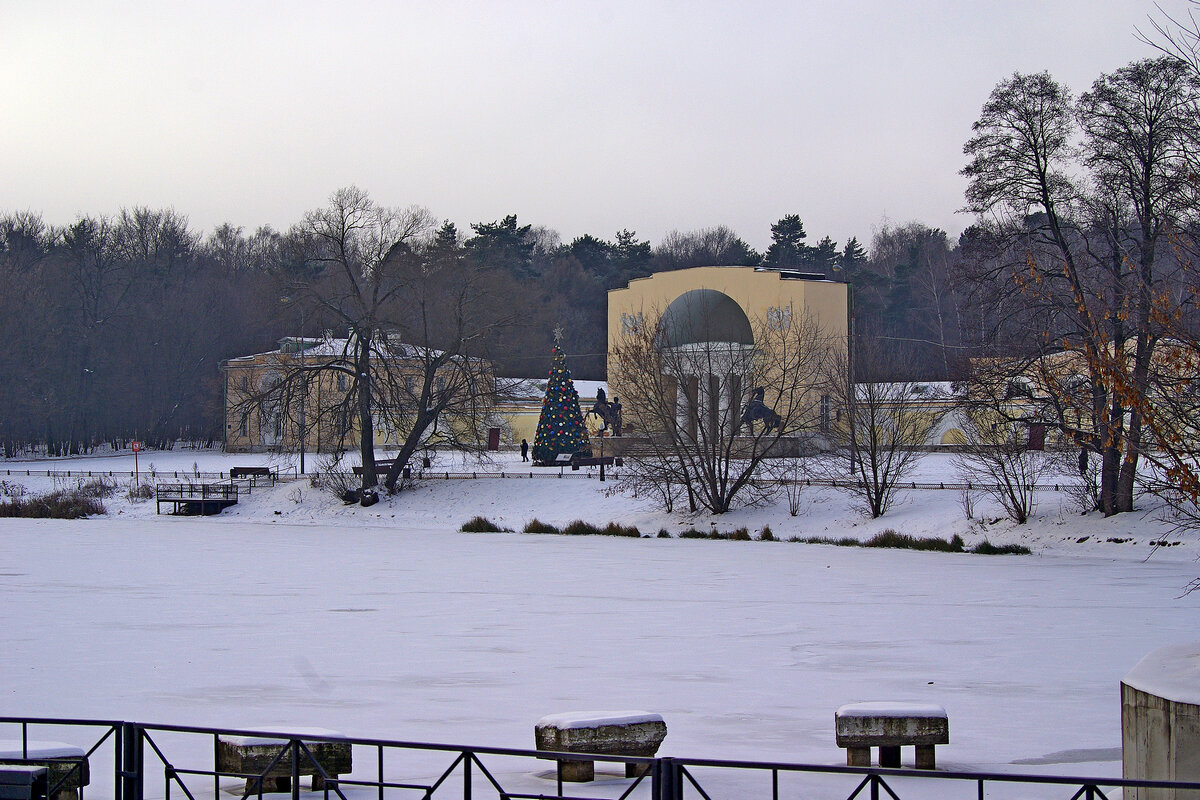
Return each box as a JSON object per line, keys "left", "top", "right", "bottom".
{"left": 532, "top": 345, "right": 592, "bottom": 465}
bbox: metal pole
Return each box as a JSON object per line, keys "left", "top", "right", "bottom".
{"left": 120, "top": 723, "right": 143, "bottom": 800}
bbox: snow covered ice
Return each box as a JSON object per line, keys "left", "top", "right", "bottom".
{"left": 0, "top": 449, "right": 1197, "bottom": 798}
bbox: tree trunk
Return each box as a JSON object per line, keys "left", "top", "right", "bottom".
{"left": 356, "top": 330, "right": 377, "bottom": 489}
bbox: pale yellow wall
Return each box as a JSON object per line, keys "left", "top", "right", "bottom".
{"left": 607, "top": 266, "right": 849, "bottom": 367}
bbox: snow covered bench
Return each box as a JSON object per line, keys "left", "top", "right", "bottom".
{"left": 215, "top": 727, "right": 351, "bottom": 793}
{"left": 835, "top": 703, "right": 948, "bottom": 770}
{"left": 534, "top": 712, "right": 666, "bottom": 782}
{"left": 0, "top": 741, "right": 89, "bottom": 800}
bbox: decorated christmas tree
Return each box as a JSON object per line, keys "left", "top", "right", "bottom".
{"left": 532, "top": 344, "right": 592, "bottom": 465}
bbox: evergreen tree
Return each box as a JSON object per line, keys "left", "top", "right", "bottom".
{"left": 532, "top": 344, "right": 592, "bottom": 464}
{"left": 763, "top": 214, "right": 808, "bottom": 268}
{"left": 839, "top": 236, "right": 868, "bottom": 274}
{"left": 465, "top": 214, "right": 536, "bottom": 277}
{"left": 611, "top": 229, "right": 653, "bottom": 286}
{"left": 806, "top": 235, "right": 839, "bottom": 272}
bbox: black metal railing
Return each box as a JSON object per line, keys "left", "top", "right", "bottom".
{"left": 4, "top": 718, "right": 1200, "bottom": 800}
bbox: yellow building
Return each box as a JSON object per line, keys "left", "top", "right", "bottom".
{"left": 607, "top": 266, "right": 850, "bottom": 437}
{"left": 223, "top": 336, "right": 605, "bottom": 454}
{"left": 223, "top": 334, "right": 495, "bottom": 454}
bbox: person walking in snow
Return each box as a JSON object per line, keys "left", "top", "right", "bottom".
{"left": 520, "top": 439, "right": 529, "bottom": 462}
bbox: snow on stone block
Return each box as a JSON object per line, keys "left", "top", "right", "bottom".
{"left": 1122, "top": 641, "right": 1200, "bottom": 707}
{"left": 1121, "top": 641, "right": 1200, "bottom": 794}
{"left": 217, "top": 726, "right": 347, "bottom": 747}
{"left": 0, "top": 743, "right": 84, "bottom": 761}
{"left": 216, "top": 727, "right": 351, "bottom": 793}
{"left": 835, "top": 702, "right": 948, "bottom": 719}
{"left": 535, "top": 711, "right": 664, "bottom": 730}
{"left": 534, "top": 711, "right": 667, "bottom": 782}
{"left": 835, "top": 702, "right": 948, "bottom": 770}
{"left": 835, "top": 703, "right": 949, "bottom": 745}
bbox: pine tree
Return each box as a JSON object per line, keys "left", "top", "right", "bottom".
{"left": 532, "top": 345, "right": 592, "bottom": 465}
{"left": 764, "top": 214, "right": 808, "bottom": 269}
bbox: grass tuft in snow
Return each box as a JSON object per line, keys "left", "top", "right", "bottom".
{"left": 460, "top": 516, "right": 511, "bottom": 533}
{"left": 866, "top": 530, "right": 965, "bottom": 552}
{"left": 559, "top": 520, "right": 641, "bottom": 537}
{"left": 971, "top": 539, "right": 1032, "bottom": 555}
{"left": 758, "top": 525, "right": 776, "bottom": 541}
{"left": 523, "top": 518, "right": 559, "bottom": 534}
{"left": 787, "top": 530, "right": 1029, "bottom": 555}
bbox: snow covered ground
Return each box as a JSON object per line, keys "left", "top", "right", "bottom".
{"left": 1, "top": 447, "right": 1197, "bottom": 798}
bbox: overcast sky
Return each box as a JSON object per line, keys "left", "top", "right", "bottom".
{"left": 0, "top": 1, "right": 1178, "bottom": 251}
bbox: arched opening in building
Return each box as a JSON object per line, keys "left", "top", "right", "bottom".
{"left": 658, "top": 289, "right": 755, "bottom": 440}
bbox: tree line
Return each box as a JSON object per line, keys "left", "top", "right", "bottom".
{"left": 0, "top": 197, "right": 963, "bottom": 457}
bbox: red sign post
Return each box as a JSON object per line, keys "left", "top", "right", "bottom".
{"left": 132, "top": 441, "right": 141, "bottom": 484}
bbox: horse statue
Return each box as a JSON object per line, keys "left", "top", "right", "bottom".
{"left": 740, "top": 387, "right": 781, "bottom": 434}
{"left": 589, "top": 388, "right": 623, "bottom": 436}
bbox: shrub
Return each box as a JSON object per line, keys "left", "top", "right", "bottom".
{"left": 730, "top": 527, "right": 752, "bottom": 541}
{"left": 461, "top": 516, "right": 507, "bottom": 532}
{"left": 0, "top": 490, "right": 105, "bottom": 519}
{"left": 76, "top": 478, "right": 117, "bottom": 498}
{"left": 127, "top": 483, "right": 154, "bottom": 501}
{"left": 601, "top": 522, "right": 640, "bottom": 537}
{"left": 523, "top": 518, "right": 560, "bottom": 534}
{"left": 792, "top": 535, "right": 860, "bottom": 546}
{"left": 758, "top": 525, "right": 775, "bottom": 541}
{"left": 316, "top": 456, "right": 358, "bottom": 501}
{"left": 864, "top": 530, "right": 965, "bottom": 552}
{"left": 971, "top": 540, "right": 1032, "bottom": 555}
{"left": 656, "top": 528, "right": 672, "bottom": 538}
{"left": 562, "top": 519, "right": 602, "bottom": 536}
{"left": 679, "top": 528, "right": 708, "bottom": 539}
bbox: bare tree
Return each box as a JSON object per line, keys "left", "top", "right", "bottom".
{"left": 952, "top": 406, "right": 1054, "bottom": 524}
{"left": 609, "top": 301, "right": 833, "bottom": 514}
{"left": 236, "top": 187, "right": 517, "bottom": 497}
{"left": 961, "top": 62, "right": 1200, "bottom": 515}
{"left": 818, "top": 341, "right": 942, "bottom": 518}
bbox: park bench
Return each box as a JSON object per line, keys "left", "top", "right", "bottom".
{"left": 216, "top": 727, "right": 351, "bottom": 793}
{"left": 534, "top": 711, "right": 666, "bottom": 782}
{"left": 0, "top": 741, "right": 89, "bottom": 800}
{"left": 570, "top": 456, "right": 622, "bottom": 469}
{"left": 834, "top": 702, "right": 948, "bottom": 769}
{"left": 352, "top": 459, "right": 396, "bottom": 476}
{"left": 229, "top": 467, "right": 276, "bottom": 486}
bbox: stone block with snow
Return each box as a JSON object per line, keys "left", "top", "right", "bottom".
{"left": 534, "top": 711, "right": 667, "bottom": 782}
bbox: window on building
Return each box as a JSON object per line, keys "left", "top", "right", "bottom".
{"left": 820, "top": 394, "right": 832, "bottom": 431}
{"left": 337, "top": 373, "right": 348, "bottom": 391}
{"left": 240, "top": 375, "right": 249, "bottom": 391}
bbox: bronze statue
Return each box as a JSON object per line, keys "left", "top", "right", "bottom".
{"left": 740, "top": 387, "right": 780, "bottom": 434}
{"left": 590, "top": 388, "right": 623, "bottom": 436}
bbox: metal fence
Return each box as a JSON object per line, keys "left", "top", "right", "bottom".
{"left": 2, "top": 467, "right": 1091, "bottom": 493}
{"left": 3, "top": 718, "right": 1198, "bottom": 800}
